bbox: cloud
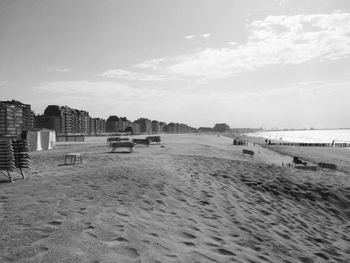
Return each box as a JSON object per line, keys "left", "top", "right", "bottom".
{"left": 228, "top": 41, "right": 238, "bottom": 46}
{"left": 99, "top": 69, "right": 168, "bottom": 81}
{"left": 137, "top": 12, "right": 350, "bottom": 82}
{"left": 47, "top": 67, "right": 72, "bottom": 72}
{"left": 32, "top": 80, "right": 203, "bottom": 122}
{"left": 273, "top": 0, "right": 288, "bottom": 6}
{"left": 184, "top": 33, "right": 212, "bottom": 40}
{"left": 135, "top": 58, "right": 166, "bottom": 70}
{"left": 200, "top": 33, "right": 211, "bottom": 38}
{"left": 33, "top": 80, "right": 171, "bottom": 113}
{"left": 185, "top": 35, "right": 195, "bottom": 39}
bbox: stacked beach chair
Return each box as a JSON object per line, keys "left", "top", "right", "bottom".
{"left": 0, "top": 139, "right": 30, "bottom": 182}
{"left": 13, "top": 139, "right": 31, "bottom": 174}
{"left": 0, "top": 140, "right": 16, "bottom": 182}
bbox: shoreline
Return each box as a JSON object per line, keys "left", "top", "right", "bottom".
{"left": 225, "top": 133, "right": 350, "bottom": 175}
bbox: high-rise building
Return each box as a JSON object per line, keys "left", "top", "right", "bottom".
{"left": 90, "top": 118, "right": 106, "bottom": 135}
{"left": 151, "top": 120, "right": 161, "bottom": 134}
{"left": 137, "top": 118, "right": 152, "bottom": 134}
{"left": 106, "top": 116, "right": 121, "bottom": 133}
{"left": 106, "top": 116, "right": 131, "bottom": 133}
{"left": 132, "top": 121, "right": 140, "bottom": 134}
{"left": 167, "top": 122, "right": 177, "bottom": 133}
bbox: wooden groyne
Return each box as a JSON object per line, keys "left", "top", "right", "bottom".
{"left": 269, "top": 142, "right": 350, "bottom": 147}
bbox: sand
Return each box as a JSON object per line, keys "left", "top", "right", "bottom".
{"left": 1, "top": 134, "right": 350, "bottom": 262}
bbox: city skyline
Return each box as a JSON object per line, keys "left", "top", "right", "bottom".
{"left": 1, "top": 0, "right": 350, "bottom": 129}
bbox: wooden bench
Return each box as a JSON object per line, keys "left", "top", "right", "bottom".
{"left": 110, "top": 142, "right": 134, "bottom": 153}
{"left": 242, "top": 149, "right": 254, "bottom": 157}
{"left": 133, "top": 138, "right": 150, "bottom": 146}
{"left": 146, "top": 136, "right": 161, "bottom": 144}
{"left": 65, "top": 152, "right": 82, "bottom": 165}
{"left": 107, "top": 137, "right": 130, "bottom": 142}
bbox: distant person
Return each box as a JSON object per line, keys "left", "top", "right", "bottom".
{"left": 268, "top": 140, "right": 271, "bottom": 145}
{"left": 265, "top": 139, "right": 268, "bottom": 145}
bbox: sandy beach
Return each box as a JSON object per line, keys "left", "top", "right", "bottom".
{"left": 1, "top": 134, "right": 350, "bottom": 263}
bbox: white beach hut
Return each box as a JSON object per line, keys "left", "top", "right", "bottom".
{"left": 41, "top": 130, "right": 56, "bottom": 150}
{"left": 28, "top": 130, "right": 56, "bottom": 151}
{"left": 28, "top": 131, "right": 42, "bottom": 151}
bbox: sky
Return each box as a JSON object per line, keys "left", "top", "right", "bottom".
{"left": 1, "top": 0, "right": 350, "bottom": 129}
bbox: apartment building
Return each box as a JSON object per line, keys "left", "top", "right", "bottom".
{"left": 137, "top": 118, "right": 152, "bottom": 134}
{"left": 38, "top": 105, "right": 91, "bottom": 135}
{"left": 151, "top": 120, "right": 161, "bottom": 134}
{"left": 90, "top": 118, "right": 106, "bottom": 135}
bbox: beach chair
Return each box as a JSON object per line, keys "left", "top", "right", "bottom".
{"left": 64, "top": 153, "right": 83, "bottom": 165}
{"left": 0, "top": 139, "right": 30, "bottom": 182}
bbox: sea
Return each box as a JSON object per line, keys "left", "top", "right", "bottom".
{"left": 246, "top": 129, "right": 350, "bottom": 144}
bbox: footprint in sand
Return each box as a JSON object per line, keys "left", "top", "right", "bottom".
{"left": 179, "top": 232, "right": 196, "bottom": 240}
{"left": 188, "top": 225, "right": 200, "bottom": 232}
{"left": 84, "top": 222, "right": 95, "bottom": 230}
{"left": 211, "top": 236, "right": 224, "bottom": 243}
{"left": 27, "top": 246, "right": 49, "bottom": 260}
{"left": 84, "top": 231, "right": 99, "bottom": 239}
{"left": 38, "top": 200, "right": 50, "bottom": 204}
{"left": 48, "top": 220, "right": 62, "bottom": 227}
{"left": 204, "top": 242, "right": 219, "bottom": 248}
{"left": 217, "top": 248, "right": 236, "bottom": 256}
{"left": 182, "top": 241, "right": 195, "bottom": 247}
{"left": 199, "top": 200, "right": 210, "bottom": 206}
{"left": 165, "top": 254, "right": 178, "bottom": 259}
{"left": 37, "top": 246, "right": 49, "bottom": 254}
{"left": 114, "top": 237, "right": 128, "bottom": 242}
{"left": 115, "top": 211, "right": 129, "bottom": 217}
{"left": 156, "top": 199, "right": 166, "bottom": 205}
{"left": 114, "top": 247, "right": 140, "bottom": 259}
{"left": 298, "top": 257, "right": 315, "bottom": 263}
{"left": 104, "top": 237, "right": 129, "bottom": 247}
{"left": 57, "top": 211, "right": 68, "bottom": 218}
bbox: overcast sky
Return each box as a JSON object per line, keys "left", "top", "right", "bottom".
{"left": 1, "top": 0, "right": 350, "bottom": 129}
